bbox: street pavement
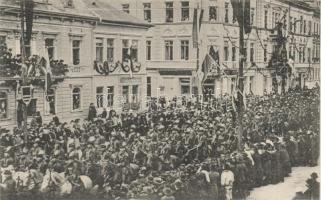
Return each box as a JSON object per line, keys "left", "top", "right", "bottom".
{"left": 247, "top": 165, "right": 320, "bottom": 200}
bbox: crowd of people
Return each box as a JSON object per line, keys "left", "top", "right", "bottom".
{"left": 0, "top": 87, "right": 319, "bottom": 200}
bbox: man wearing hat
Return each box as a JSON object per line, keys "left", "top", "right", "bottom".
{"left": 161, "top": 187, "right": 175, "bottom": 200}
{"left": 221, "top": 163, "right": 234, "bottom": 200}
{"left": 0, "top": 150, "right": 14, "bottom": 168}
{"left": 0, "top": 170, "right": 16, "bottom": 200}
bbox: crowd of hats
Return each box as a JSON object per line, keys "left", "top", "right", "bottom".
{"left": 0, "top": 87, "right": 319, "bottom": 200}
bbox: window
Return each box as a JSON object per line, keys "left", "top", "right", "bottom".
{"left": 45, "top": 89, "right": 55, "bottom": 115}
{"left": 209, "top": 6, "right": 217, "bottom": 21}
{"left": 107, "top": 86, "right": 114, "bottom": 107}
{"left": 180, "top": 78, "right": 190, "bottom": 95}
{"left": 308, "top": 48, "right": 311, "bottom": 63}
{"left": 244, "top": 43, "right": 248, "bottom": 61}
{"left": 308, "top": 21, "right": 312, "bottom": 35}
{"left": 96, "top": 87, "right": 104, "bottom": 108}
{"left": 122, "top": 85, "right": 129, "bottom": 105}
{"left": 275, "top": 13, "right": 279, "bottom": 27}
{"left": 0, "top": 36, "right": 5, "bottom": 45}
{"left": 224, "top": 41, "right": 229, "bottom": 61}
{"left": 250, "top": 43, "right": 254, "bottom": 62}
{"left": 250, "top": 8, "right": 255, "bottom": 25}
{"left": 131, "top": 40, "right": 139, "bottom": 62}
{"left": 289, "top": 45, "right": 292, "bottom": 59}
{"left": 249, "top": 76, "right": 254, "bottom": 93}
{"left": 303, "top": 20, "right": 306, "bottom": 34}
{"left": 272, "top": 12, "right": 275, "bottom": 28}
{"left": 181, "top": 2, "right": 189, "bottom": 21}
{"left": 122, "top": 4, "right": 129, "bottom": 13}
{"left": 132, "top": 85, "right": 139, "bottom": 104}
{"left": 299, "top": 47, "right": 302, "bottom": 63}
{"left": 96, "top": 38, "right": 103, "bottom": 62}
{"left": 165, "top": 40, "right": 173, "bottom": 60}
{"left": 225, "top": 3, "right": 229, "bottom": 23}
{"left": 147, "top": 77, "right": 151, "bottom": 97}
{"left": 313, "top": 43, "right": 316, "bottom": 60}
{"left": 231, "top": 78, "right": 235, "bottom": 94}
{"left": 294, "top": 18, "right": 297, "bottom": 33}
{"left": 45, "top": 38, "right": 55, "bottom": 60}
{"left": 302, "top": 47, "right": 305, "bottom": 63}
{"left": 146, "top": 40, "right": 151, "bottom": 60}
{"left": 293, "top": 47, "right": 296, "bottom": 61}
{"left": 72, "top": 87, "right": 81, "bottom": 111}
{"left": 264, "top": 44, "right": 267, "bottom": 62}
{"left": 72, "top": 40, "right": 80, "bottom": 65}
{"left": 107, "top": 39, "right": 114, "bottom": 62}
{"left": 143, "top": 3, "right": 151, "bottom": 22}
{"left": 289, "top": 17, "right": 293, "bottom": 32}
{"left": 0, "top": 92, "right": 7, "bottom": 119}
{"left": 166, "top": 2, "right": 174, "bottom": 23}
{"left": 122, "top": 39, "right": 130, "bottom": 61}
{"left": 300, "top": 16, "right": 303, "bottom": 34}
{"left": 264, "top": 10, "right": 268, "bottom": 29}
{"left": 181, "top": 40, "right": 189, "bottom": 60}
{"left": 232, "top": 45, "right": 236, "bottom": 61}
{"left": 27, "top": 99, "right": 37, "bottom": 117}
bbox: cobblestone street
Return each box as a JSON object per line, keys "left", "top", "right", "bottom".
{"left": 248, "top": 165, "right": 320, "bottom": 200}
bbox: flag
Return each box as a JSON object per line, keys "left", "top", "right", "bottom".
{"left": 43, "top": 48, "right": 52, "bottom": 99}
{"left": 192, "top": 8, "right": 204, "bottom": 48}
{"left": 209, "top": 46, "right": 220, "bottom": 74}
{"left": 201, "top": 54, "right": 216, "bottom": 84}
{"left": 192, "top": 9, "right": 198, "bottom": 48}
{"left": 25, "top": 0, "right": 34, "bottom": 44}
{"left": 244, "top": 0, "right": 251, "bottom": 34}
{"left": 230, "top": 0, "right": 252, "bottom": 34}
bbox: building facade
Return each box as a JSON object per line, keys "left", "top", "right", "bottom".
{"left": 0, "top": 0, "right": 151, "bottom": 127}
{"left": 105, "top": 0, "right": 320, "bottom": 98}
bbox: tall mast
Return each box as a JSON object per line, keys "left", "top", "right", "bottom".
{"left": 237, "top": 0, "right": 245, "bottom": 151}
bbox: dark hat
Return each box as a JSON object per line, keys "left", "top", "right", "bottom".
{"left": 3, "top": 170, "right": 12, "bottom": 175}
{"left": 311, "top": 172, "right": 318, "bottom": 179}
{"left": 163, "top": 187, "right": 173, "bottom": 196}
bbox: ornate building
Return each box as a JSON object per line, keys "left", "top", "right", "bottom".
{"left": 0, "top": 0, "right": 151, "bottom": 127}
{"left": 104, "top": 0, "right": 320, "bottom": 98}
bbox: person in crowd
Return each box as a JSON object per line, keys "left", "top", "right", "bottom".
{"left": 221, "top": 164, "right": 234, "bottom": 200}
{"left": 0, "top": 170, "right": 16, "bottom": 200}
{"left": 88, "top": 103, "right": 97, "bottom": 121}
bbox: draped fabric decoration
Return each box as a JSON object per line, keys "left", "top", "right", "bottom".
{"left": 209, "top": 46, "right": 220, "bottom": 74}
{"left": 192, "top": 8, "right": 204, "bottom": 49}
{"left": 93, "top": 60, "right": 141, "bottom": 76}
{"left": 25, "top": 0, "right": 34, "bottom": 45}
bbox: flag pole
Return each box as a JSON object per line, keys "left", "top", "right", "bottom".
{"left": 237, "top": 0, "right": 245, "bottom": 151}
{"left": 20, "top": 0, "right": 28, "bottom": 143}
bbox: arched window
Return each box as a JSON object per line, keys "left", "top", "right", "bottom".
{"left": 0, "top": 92, "right": 7, "bottom": 119}
{"left": 72, "top": 87, "right": 81, "bottom": 111}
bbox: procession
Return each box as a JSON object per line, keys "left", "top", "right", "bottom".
{"left": 0, "top": 86, "right": 319, "bottom": 200}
